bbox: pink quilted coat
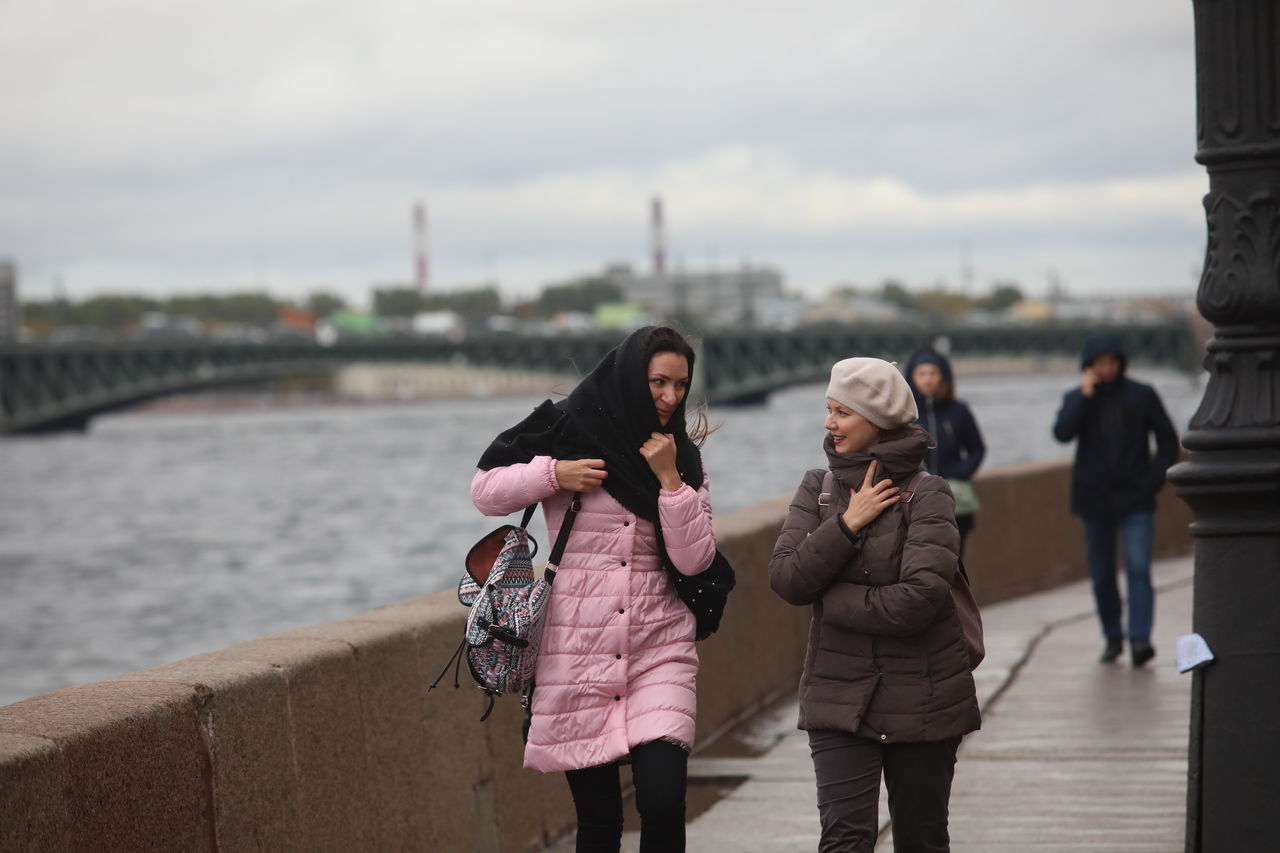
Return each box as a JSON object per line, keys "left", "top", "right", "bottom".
{"left": 471, "top": 455, "right": 716, "bottom": 773}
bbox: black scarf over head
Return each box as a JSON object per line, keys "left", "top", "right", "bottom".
{"left": 476, "top": 326, "right": 704, "bottom": 524}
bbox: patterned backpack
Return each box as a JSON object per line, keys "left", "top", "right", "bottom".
{"left": 430, "top": 495, "right": 580, "bottom": 720}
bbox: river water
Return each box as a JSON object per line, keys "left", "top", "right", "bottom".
{"left": 0, "top": 367, "right": 1205, "bottom": 706}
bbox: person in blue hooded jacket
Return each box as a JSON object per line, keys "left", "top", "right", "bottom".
{"left": 904, "top": 347, "right": 986, "bottom": 557}
{"left": 1053, "top": 331, "right": 1179, "bottom": 667}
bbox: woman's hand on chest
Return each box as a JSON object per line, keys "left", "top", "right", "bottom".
{"left": 840, "top": 460, "right": 901, "bottom": 533}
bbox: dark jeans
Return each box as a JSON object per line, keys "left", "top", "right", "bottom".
{"left": 1082, "top": 511, "right": 1155, "bottom": 643}
{"left": 808, "top": 730, "right": 960, "bottom": 853}
{"left": 564, "top": 739, "right": 687, "bottom": 853}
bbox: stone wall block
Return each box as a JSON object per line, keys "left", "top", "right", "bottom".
{"left": 698, "top": 503, "right": 807, "bottom": 742}
{"left": 482, "top": 697, "right": 570, "bottom": 852}
{"left": 967, "top": 462, "right": 1082, "bottom": 602}
{"left": 0, "top": 681, "right": 211, "bottom": 852}
{"left": 1153, "top": 480, "right": 1194, "bottom": 558}
{"left": 110, "top": 657, "right": 303, "bottom": 852}
{"left": 968, "top": 457, "right": 1192, "bottom": 605}
{"left": 0, "top": 732, "right": 69, "bottom": 851}
{"left": 277, "top": 617, "right": 437, "bottom": 852}
{"left": 211, "top": 637, "right": 372, "bottom": 852}
{"left": 360, "top": 594, "right": 500, "bottom": 850}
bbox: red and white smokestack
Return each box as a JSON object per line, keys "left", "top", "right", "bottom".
{"left": 651, "top": 196, "right": 666, "bottom": 276}
{"left": 413, "top": 201, "right": 429, "bottom": 293}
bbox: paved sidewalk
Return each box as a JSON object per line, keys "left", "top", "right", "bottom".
{"left": 551, "top": 555, "right": 1195, "bottom": 852}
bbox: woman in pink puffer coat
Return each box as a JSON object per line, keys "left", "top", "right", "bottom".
{"left": 472, "top": 326, "right": 717, "bottom": 853}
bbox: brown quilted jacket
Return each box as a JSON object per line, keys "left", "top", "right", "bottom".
{"left": 770, "top": 427, "right": 981, "bottom": 743}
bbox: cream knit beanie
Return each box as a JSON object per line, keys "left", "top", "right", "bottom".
{"left": 826, "top": 358, "right": 918, "bottom": 430}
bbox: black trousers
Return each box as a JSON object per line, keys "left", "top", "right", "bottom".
{"left": 564, "top": 739, "right": 688, "bottom": 853}
{"left": 808, "top": 730, "right": 961, "bottom": 853}
{"left": 956, "top": 513, "right": 976, "bottom": 560}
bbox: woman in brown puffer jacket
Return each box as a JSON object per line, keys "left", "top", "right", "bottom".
{"left": 771, "top": 357, "right": 980, "bottom": 853}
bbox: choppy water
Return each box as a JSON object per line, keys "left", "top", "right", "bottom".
{"left": 0, "top": 367, "right": 1204, "bottom": 705}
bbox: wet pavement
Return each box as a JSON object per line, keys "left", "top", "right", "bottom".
{"left": 547, "top": 555, "right": 1194, "bottom": 852}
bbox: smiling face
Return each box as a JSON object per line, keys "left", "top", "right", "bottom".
{"left": 648, "top": 351, "right": 690, "bottom": 426}
{"left": 825, "top": 398, "right": 880, "bottom": 454}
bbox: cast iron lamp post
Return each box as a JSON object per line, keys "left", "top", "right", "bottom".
{"left": 1169, "top": 2, "right": 1280, "bottom": 850}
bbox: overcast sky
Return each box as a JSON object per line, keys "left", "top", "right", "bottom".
{"left": 1, "top": 0, "right": 1205, "bottom": 306}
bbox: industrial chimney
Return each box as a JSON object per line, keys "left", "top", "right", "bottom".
{"left": 412, "top": 201, "right": 429, "bottom": 293}
{"left": 651, "top": 196, "right": 666, "bottom": 277}
{"left": 0, "top": 259, "right": 17, "bottom": 343}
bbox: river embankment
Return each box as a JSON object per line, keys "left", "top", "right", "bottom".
{"left": 0, "top": 455, "right": 1192, "bottom": 852}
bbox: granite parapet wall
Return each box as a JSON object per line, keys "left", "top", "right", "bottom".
{"left": 0, "top": 460, "right": 1190, "bottom": 852}
{"left": 962, "top": 457, "right": 1192, "bottom": 604}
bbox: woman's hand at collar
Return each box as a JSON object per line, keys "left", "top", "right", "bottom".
{"left": 840, "top": 460, "right": 900, "bottom": 533}
{"left": 639, "top": 433, "right": 683, "bottom": 492}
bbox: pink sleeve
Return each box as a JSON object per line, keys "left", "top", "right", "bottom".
{"left": 471, "top": 456, "right": 560, "bottom": 517}
{"left": 658, "top": 471, "right": 716, "bottom": 576}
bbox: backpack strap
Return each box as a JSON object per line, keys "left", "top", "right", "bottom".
{"left": 820, "top": 469, "right": 929, "bottom": 522}
{"left": 818, "top": 470, "right": 835, "bottom": 521}
{"left": 897, "top": 470, "right": 931, "bottom": 525}
{"left": 543, "top": 493, "right": 581, "bottom": 584}
{"left": 898, "top": 471, "right": 973, "bottom": 583}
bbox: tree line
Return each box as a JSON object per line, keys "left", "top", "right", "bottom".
{"left": 20, "top": 278, "right": 629, "bottom": 336}
{"left": 19, "top": 276, "right": 1024, "bottom": 337}
{"left": 845, "top": 280, "right": 1026, "bottom": 317}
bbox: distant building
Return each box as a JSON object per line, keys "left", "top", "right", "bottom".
{"left": 602, "top": 262, "right": 785, "bottom": 328}
{"left": 315, "top": 310, "right": 383, "bottom": 345}
{"left": 135, "top": 312, "right": 202, "bottom": 339}
{"left": 800, "top": 291, "right": 911, "bottom": 326}
{"left": 1010, "top": 299, "right": 1055, "bottom": 323}
{"left": 1042, "top": 293, "right": 1194, "bottom": 324}
{"left": 412, "top": 310, "right": 465, "bottom": 337}
{"left": 594, "top": 302, "right": 651, "bottom": 330}
{"left": 0, "top": 260, "right": 18, "bottom": 343}
{"left": 753, "top": 294, "right": 812, "bottom": 330}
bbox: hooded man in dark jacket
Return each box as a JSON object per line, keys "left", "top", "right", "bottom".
{"left": 1053, "top": 331, "right": 1179, "bottom": 667}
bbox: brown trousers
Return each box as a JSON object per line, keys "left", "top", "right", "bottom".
{"left": 808, "top": 730, "right": 961, "bottom": 853}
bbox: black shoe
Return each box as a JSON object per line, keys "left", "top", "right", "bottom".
{"left": 1131, "top": 642, "right": 1156, "bottom": 668}
{"left": 1100, "top": 639, "right": 1123, "bottom": 663}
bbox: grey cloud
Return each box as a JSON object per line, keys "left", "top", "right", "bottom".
{"left": 0, "top": 0, "right": 1204, "bottom": 301}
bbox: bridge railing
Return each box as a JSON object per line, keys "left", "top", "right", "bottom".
{"left": 699, "top": 320, "right": 1199, "bottom": 403}
{"left": 0, "top": 320, "right": 1198, "bottom": 434}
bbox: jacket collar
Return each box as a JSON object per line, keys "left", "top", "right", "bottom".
{"left": 824, "top": 425, "right": 930, "bottom": 490}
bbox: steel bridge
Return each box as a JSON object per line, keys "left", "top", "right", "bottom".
{"left": 0, "top": 321, "right": 1198, "bottom": 435}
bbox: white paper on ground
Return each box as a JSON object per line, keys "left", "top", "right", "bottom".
{"left": 1175, "top": 633, "right": 1215, "bottom": 673}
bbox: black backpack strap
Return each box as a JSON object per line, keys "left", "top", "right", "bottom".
{"left": 543, "top": 493, "right": 581, "bottom": 584}
{"left": 519, "top": 504, "right": 537, "bottom": 529}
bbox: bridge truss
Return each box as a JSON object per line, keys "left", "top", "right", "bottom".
{"left": 0, "top": 322, "right": 1196, "bottom": 435}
